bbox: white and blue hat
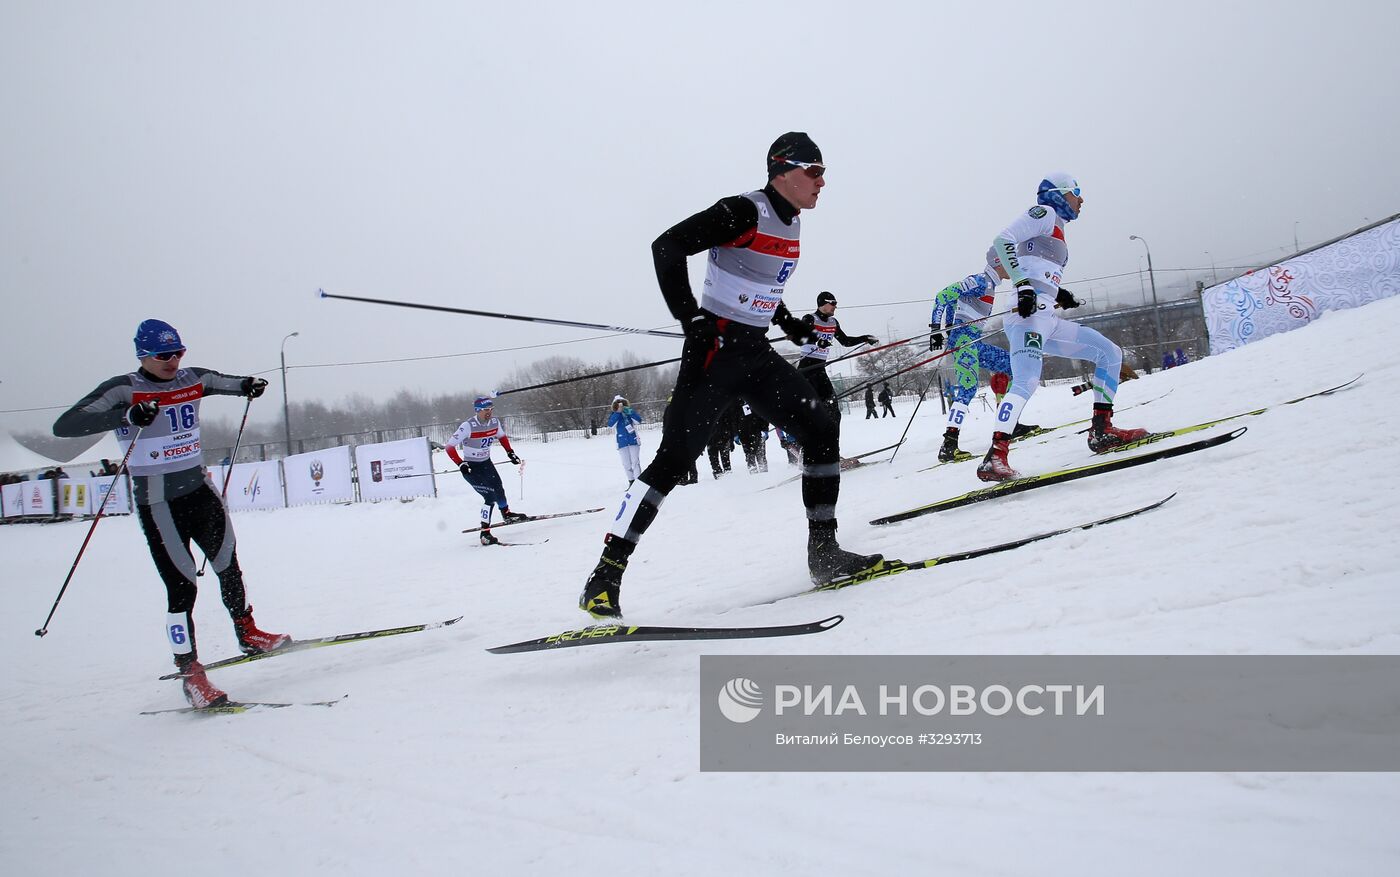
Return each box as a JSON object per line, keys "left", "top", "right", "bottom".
{"left": 133, "top": 319, "right": 184, "bottom": 358}
{"left": 1037, "top": 172, "right": 1082, "bottom": 221}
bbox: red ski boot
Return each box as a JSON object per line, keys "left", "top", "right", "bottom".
{"left": 178, "top": 659, "right": 229, "bottom": 708}
{"left": 1087, "top": 404, "right": 1149, "bottom": 453}
{"left": 233, "top": 606, "right": 291, "bottom": 656}
{"left": 976, "top": 432, "right": 1019, "bottom": 482}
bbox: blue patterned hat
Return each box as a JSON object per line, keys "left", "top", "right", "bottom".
{"left": 133, "top": 319, "right": 184, "bottom": 357}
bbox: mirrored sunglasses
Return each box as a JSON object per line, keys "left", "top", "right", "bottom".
{"left": 778, "top": 158, "right": 825, "bottom": 179}
{"left": 151, "top": 349, "right": 185, "bottom": 361}
{"left": 1050, "top": 184, "right": 1082, "bottom": 197}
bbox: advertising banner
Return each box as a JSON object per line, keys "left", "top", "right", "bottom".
{"left": 284, "top": 445, "right": 355, "bottom": 506}
{"left": 22, "top": 480, "right": 55, "bottom": 516}
{"left": 93, "top": 474, "right": 133, "bottom": 515}
{"left": 1, "top": 481, "right": 25, "bottom": 518}
{"left": 354, "top": 437, "right": 436, "bottom": 501}
{"left": 57, "top": 478, "right": 92, "bottom": 515}
{"left": 1203, "top": 216, "right": 1400, "bottom": 354}
{"left": 209, "top": 461, "right": 285, "bottom": 511}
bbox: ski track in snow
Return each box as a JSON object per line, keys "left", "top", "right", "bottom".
{"left": 5, "top": 298, "right": 1400, "bottom": 874}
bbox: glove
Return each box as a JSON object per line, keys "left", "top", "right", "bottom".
{"left": 683, "top": 312, "right": 719, "bottom": 345}
{"left": 777, "top": 314, "right": 814, "bottom": 346}
{"left": 928, "top": 326, "right": 944, "bottom": 351}
{"left": 1055, "top": 287, "right": 1082, "bottom": 310}
{"left": 862, "top": 335, "right": 879, "bottom": 346}
{"left": 458, "top": 462, "right": 473, "bottom": 479}
{"left": 127, "top": 400, "right": 160, "bottom": 427}
{"left": 242, "top": 377, "right": 268, "bottom": 399}
{"left": 507, "top": 451, "right": 522, "bottom": 465}
{"left": 1016, "top": 283, "right": 1038, "bottom": 318}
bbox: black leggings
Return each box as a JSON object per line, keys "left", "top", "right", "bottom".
{"left": 639, "top": 324, "right": 840, "bottom": 519}
{"left": 137, "top": 482, "right": 247, "bottom": 617}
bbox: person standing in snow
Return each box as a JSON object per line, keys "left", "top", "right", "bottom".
{"left": 864, "top": 385, "right": 878, "bottom": 419}
{"left": 53, "top": 319, "right": 290, "bottom": 709}
{"left": 577, "top": 131, "right": 885, "bottom": 619}
{"left": 446, "top": 396, "right": 528, "bottom": 545}
{"left": 608, "top": 394, "right": 643, "bottom": 486}
{"left": 928, "top": 261, "right": 1036, "bottom": 462}
{"left": 976, "top": 173, "right": 1147, "bottom": 482}
{"left": 878, "top": 382, "right": 896, "bottom": 417}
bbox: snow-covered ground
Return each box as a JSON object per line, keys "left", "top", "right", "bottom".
{"left": 5, "top": 298, "right": 1400, "bottom": 875}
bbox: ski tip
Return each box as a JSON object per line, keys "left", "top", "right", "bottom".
{"left": 444, "top": 616, "right": 465, "bottom": 627}
{"left": 317, "top": 287, "right": 328, "bottom": 298}
{"left": 817, "top": 615, "right": 844, "bottom": 631}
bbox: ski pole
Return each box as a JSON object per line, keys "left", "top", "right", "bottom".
{"left": 320, "top": 288, "right": 687, "bottom": 338}
{"left": 34, "top": 432, "right": 141, "bottom": 638}
{"left": 197, "top": 396, "right": 253, "bottom": 578}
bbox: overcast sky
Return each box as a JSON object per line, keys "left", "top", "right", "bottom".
{"left": 3, "top": 0, "right": 1397, "bottom": 435}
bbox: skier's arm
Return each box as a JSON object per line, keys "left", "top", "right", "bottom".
{"left": 53, "top": 376, "right": 134, "bottom": 437}
{"left": 189, "top": 367, "right": 252, "bottom": 397}
{"left": 651, "top": 196, "right": 761, "bottom": 322}
{"left": 992, "top": 209, "right": 1056, "bottom": 291}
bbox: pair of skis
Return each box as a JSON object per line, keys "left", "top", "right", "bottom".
{"left": 460, "top": 507, "right": 604, "bottom": 535}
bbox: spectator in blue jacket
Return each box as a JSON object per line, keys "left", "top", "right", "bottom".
{"left": 608, "top": 395, "right": 644, "bottom": 486}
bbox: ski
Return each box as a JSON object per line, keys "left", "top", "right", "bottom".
{"left": 156, "top": 617, "right": 464, "bottom": 679}
{"left": 482, "top": 538, "right": 549, "bottom": 547}
{"left": 873, "top": 427, "right": 1245, "bottom": 525}
{"left": 1100, "top": 374, "right": 1363, "bottom": 455}
{"left": 787, "top": 495, "right": 1174, "bottom": 596}
{"left": 141, "top": 696, "right": 346, "bottom": 716}
{"left": 765, "top": 443, "right": 903, "bottom": 490}
{"left": 487, "top": 614, "right": 844, "bottom": 654}
{"left": 461, "top": 508, "right": 604, "bottom": 534}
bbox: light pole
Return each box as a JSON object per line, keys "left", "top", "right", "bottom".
{"left": 280, "top": 332, "right": 300, "bottom": 458}
{"left": 1293, "top": 221, "right": 1301, "bottom": 254}
{"left": 1129, "top": 235, "right": 1166, "bottom": 364}
{"left": 1205, "top": 251, "right": 1219, "bottom": 284}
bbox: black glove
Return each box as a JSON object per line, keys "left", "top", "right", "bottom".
{"left": 242, "top": 377, "right": 268, "bottom": 399}
{"left": 127, "top": 400, "right": 159, "bottom": 427}
{"left": 683, "top": 312, "right": 719, "bottom": 345}
{"left": 1055, "top": 287, "right": 1082, "bottom": 310}
{"left": 780, "top": 316, "right": 815, "bottom": 346}
{"left": 928, "top": 325, "right": 944, "bottom": 351}
{"left": 507, "top": 451, "right": 522, "bottom": 465}
{"left": 1016, "top": 283, "right": 1038, "bottom": 318}
{"left": 862, "top": 335, "right": 879, "bottom": 346}
{"left": 458, "top": 461, "right": 473, "bottom": 480}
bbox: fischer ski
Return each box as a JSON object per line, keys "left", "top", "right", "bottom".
{"left": 873, "top": 427, "right": 1245, "bottom": 525}
{"left": 461, "top": 508, "right": 604, "bottom": 534}
{"left": 1099, "top": 374, "right": 1363, "bottom": 454}
{"left": 157, "top": 617, "right": 464, "bottom": 679}
{"left": 787, "top": 495, "right": 1174, "bottom": 596}
{"left": 487, "top": 614, "right": 844, "bottom": 654}
{"left": 141, "top": 696, "right": 346, "bottom": 716}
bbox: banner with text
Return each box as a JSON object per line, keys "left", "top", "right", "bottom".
{"left": 700, "top": 655, "right": 1400, "bottom": 771}
{"left": 18, "top": 480, "right": 55, "bottom": 516}
{"left": 93, "top": 474, "right": 133, "bottom": 515}
{"left": 209, "top": 461, "right": 285, "bottom": 511}
{"left": 354, "top": 437, "right": 436, "bottom": 501}
{"left": 1202, "top": 216, "right": 1400, "bottom": 354}
{"left": 284, "top": 445, "right": 355, "bottom": 506}
{"left": 1, "top": 481, "right": 25, "bottom": 518}
{"left": 57, "top": 478, "right": 92, "bottom": 515}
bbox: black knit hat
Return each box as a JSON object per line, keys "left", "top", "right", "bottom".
{"left": 816, "top": 291, "right": 838, "bottom": 307}
{"left": 767, "top": 132, "right": 822, "bottom": 178}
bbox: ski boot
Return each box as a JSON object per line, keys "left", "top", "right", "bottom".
{"left": 1087, "top": 404, "right": 1149, "bottom": 453}
{"left": 976, "top": 432, "right": 1019, "bottom": 482}
{"left": 808, "top": 524, "right": 885, "bottom": 586}
{"left": 502, "top": 510, "right": 531, "bottom": 524}
{"left": 937, "top": 427, "right": 961, "bottom": 463}
{"left": 480, "top": 529, "right": 501, "bottom": 546}
{"left": 233, "top": 606, "right": 291, "bottom": 656}
{"left": 578, "top": 535, "right": 634, "bottom": 619}
{"left": 1009, "top": 421, "right": 1041, "bottom": 440}
{"left": 176, "top": 656, "right": 228, "bottom": 709}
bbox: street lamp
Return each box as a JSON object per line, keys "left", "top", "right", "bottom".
{"left": 1128, "top": 235, "right": 1166, "bottom": 365}
{"left": 280, "top": 332, "right": 300, "bottom": 458}
{"left": 1293, "top": 221, "right": 1301, "bottom": 254}
{"left": 1205, "top": 251, "right": 1219, "bottom": 284}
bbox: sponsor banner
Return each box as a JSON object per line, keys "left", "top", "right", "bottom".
{"left": 93, "top": 474, "right": 133, "bottom": 515}
{"left": 209, "top": 461, "right": 285, "bottom": 511}
{"left": 700, "top": 655, "right": 1400, "bottom": 771}
{"left": 354, "top": 437, "right": 436, "bottom": 502}
{"left": 57, "top": 478, "right": 92, "bottom": 515}
{"left": 1, "top": 481, "right": 25, "bottom": 518}
{"left": 284, "top": 445, "right": 355, "bottom": 507}
{"left": 21, "top": 479, "right": 56, "bottom": 516}
{"left": 1203, "top": 216, "right": 1400, "bottom": 354}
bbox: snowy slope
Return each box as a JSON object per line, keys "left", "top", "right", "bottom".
{"left": 5, "top": 298, "right": 1400, "bottom": 875}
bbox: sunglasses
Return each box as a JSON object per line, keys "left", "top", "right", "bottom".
{"left": 151, "top": 349, "right": 185, "bottom": 361}
{"left": 776, "top": 158, "right": 826, "bottom": 179}
{"left": 1049, "top": 184, "right": 1082, "bottom": 197}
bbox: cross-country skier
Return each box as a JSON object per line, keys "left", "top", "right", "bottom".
{"left": 928, "top": 261, "right": 1036, "bottom": 462}
{"left": 794, "top": 290, "right": 878, "bottom": 426}
{"left": 976, "top": 173, "right": 1147, "bottom": 482}
{"left": 608, "top": 394, "right": 643, "bottom": 486}
{"left": 577, "top": 132, "right": 885, "bottom": 618}
{"left": 53, "top": 319, "right": 290, "bottom": 708}
{"left": 446, "top": 396, "right": 527, "bottom": 545}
